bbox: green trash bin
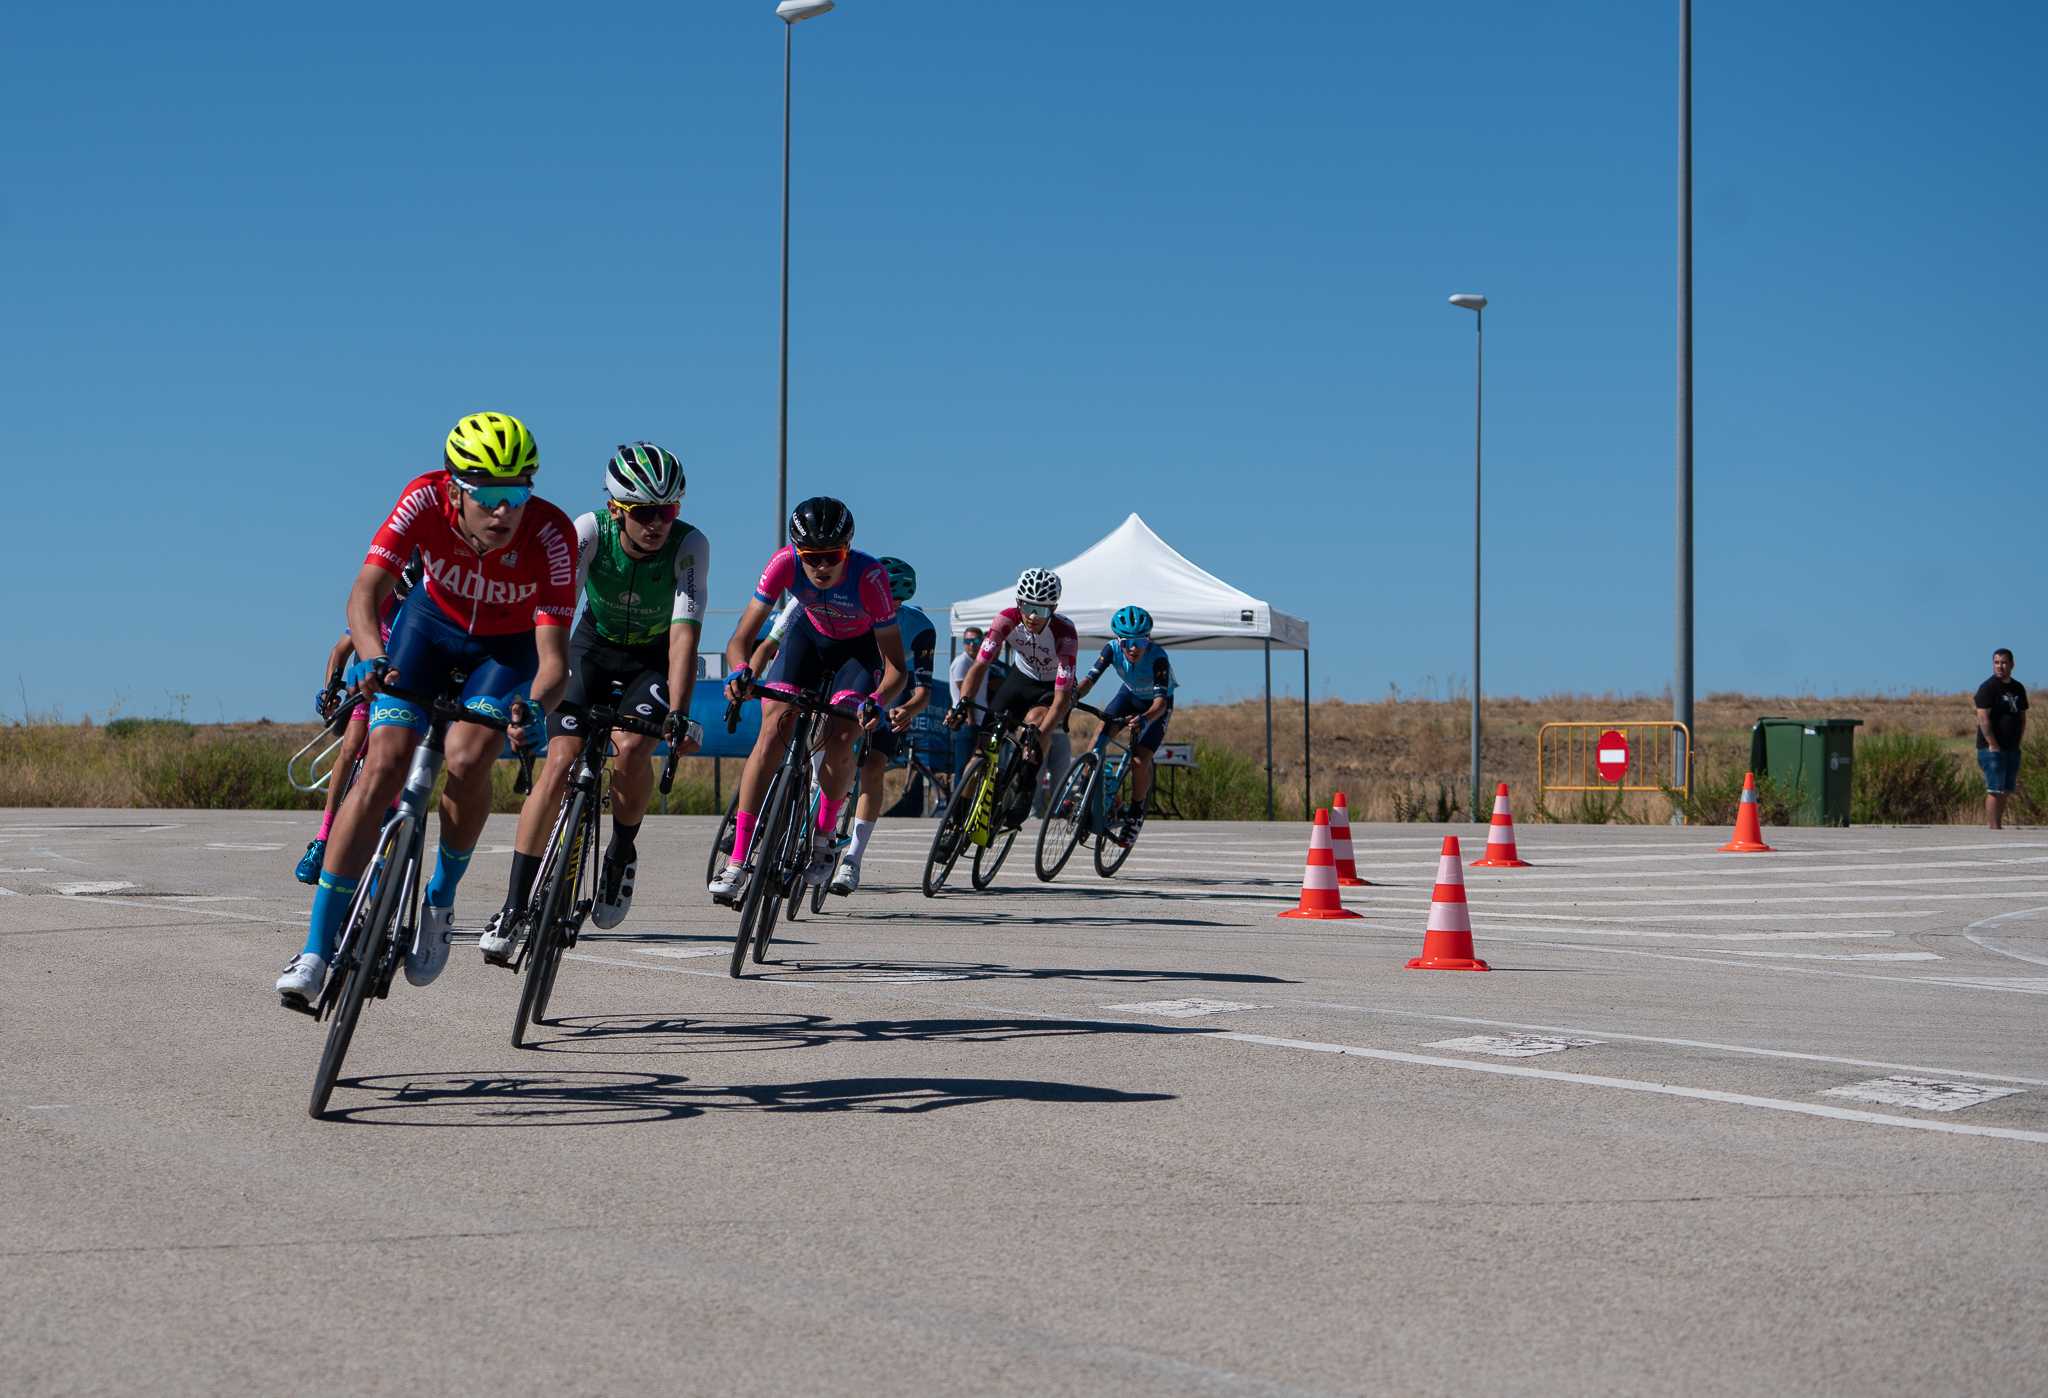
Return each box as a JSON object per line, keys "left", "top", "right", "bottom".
{"left": 1748, "top": 717, "right": 1862, "bottom": 826}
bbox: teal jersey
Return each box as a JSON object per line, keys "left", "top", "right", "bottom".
{"left": 1084, "top": 639, "right": 1176, "bottom": 703}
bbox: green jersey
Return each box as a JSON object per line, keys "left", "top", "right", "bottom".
{"left": 571, "top": 510, "right": 710, "bottom": 647}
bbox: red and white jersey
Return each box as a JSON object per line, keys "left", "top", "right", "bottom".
{"left": 365, "top": 472, "right": 578, "bottom": 636}
{"left": 979, "top": 607, "right": 1079, "bottom": 689}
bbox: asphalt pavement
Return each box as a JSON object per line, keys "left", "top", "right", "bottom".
{"left": 5, "top": 809, "right": 2046, "bottom": 1395}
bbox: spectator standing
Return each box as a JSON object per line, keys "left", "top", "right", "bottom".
{"left": 948, "top": 626, "right": 988, "bottom": 778}
{"left": 1974, "top": 647, "right": 2028, "bottom": 829}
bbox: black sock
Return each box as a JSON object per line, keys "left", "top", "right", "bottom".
{"left": 610, "top": 819, "right": 641, "bottom": 860}
{"left": 507, "top": 851, "right": 542, "bottom": 913}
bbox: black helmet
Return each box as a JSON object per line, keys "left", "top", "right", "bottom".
{"left": 789, "top": 496, "right": 854, "bottom": 549}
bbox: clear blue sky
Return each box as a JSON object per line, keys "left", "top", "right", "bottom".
{"left": 4, "top": 1, "right": 2041, "bottom": 723}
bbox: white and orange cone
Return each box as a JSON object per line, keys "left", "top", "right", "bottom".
{"left": 1406, "top": 835, "right": 1491, "bottom": 970}
{"left": 1278, "top": 809, "right": 1363, "bottom": 920}
{"left": 1469, "top": 783, "right": 1532, "bottom": 868}
{"left": 1328, "top": 792, "right": 1369, "bottom": 886}
{"left": 1719, "top": 771, "right": 1774, "bottom": 853}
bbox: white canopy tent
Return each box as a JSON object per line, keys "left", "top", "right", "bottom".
{"left": 949, "top": 513, "right": 1312, "bottom": 819}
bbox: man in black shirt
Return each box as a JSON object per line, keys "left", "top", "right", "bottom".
{"left": 1973, "top": 648, "right": 2027, "bottom": 829}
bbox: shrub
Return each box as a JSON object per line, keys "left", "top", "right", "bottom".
{"left": 1392, "top": 784, "right": 1462, "bottom": 822}
{"left": 139, "top": 733, "right": 318, "bottom": 809}
{"left": 1669, "top": 765, "right": 1796, "bottom": 827}
{"left": 1851, "top": 733, "right": 1971, "bottom": 826}
{"left": 2007, "top": 735, "right": 2048, "bottom": 827}
{"left": 1165, "top": 740, "right": 1269, "bottom": 820}
{"left": 104, "top": 718, "right": 195, "bottom": 741}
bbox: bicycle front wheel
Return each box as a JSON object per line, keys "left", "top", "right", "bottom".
{"left": 707, "top": 789, "right": 740, "bottom": 887}
{"left": 1095, "top": 806, "right": 1144, "bottom": 877}
{"left": 310, "top": 818, "right": 409, "bottom": 1119}
{"left": 732, "top": 759, "right": 794, "bottom": 977}
{"left": 515, "top": 791, "right": 587, "bottom": 1047}
{"left": 1035, "top": 753, "right": 1097, "bottom": 882}
{"left": 972, "top": 823, "right": 1018, "bottom": 890}
{"left": 923, "top": 753, "right": 982, "bottom": 897}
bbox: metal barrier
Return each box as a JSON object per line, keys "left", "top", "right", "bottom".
{"left": 1536, "top": 721, "right": 1692, "bottom": 820}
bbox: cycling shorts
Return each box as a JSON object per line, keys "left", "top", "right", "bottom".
{"left": 1102, "top": 687, "right": 1171, "bottom": 753}
{"left": 369, "top": 590, "right": 539, "bottom": 734}
{"left": 762, "top": 610, "right": 881, "bottom": 709}
{"left": 548, "top": 613, "right": 670, "bottom": 742}
{"left": 989, "top": 668, "right": 1059, "bottom": 731}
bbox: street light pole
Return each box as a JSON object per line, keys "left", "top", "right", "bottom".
{"left": 1450, "top": 293, "right": 1488, "bottom": 822}
{"left": 1674, "top": 0, "right": 1695, "bottom": 794}
{"left": 775, "top": 0, "right": 835, "bottom": 551}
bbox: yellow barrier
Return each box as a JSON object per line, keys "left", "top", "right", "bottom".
{"left": 1536, "top": 721, "right": 1692, "bottom": 821}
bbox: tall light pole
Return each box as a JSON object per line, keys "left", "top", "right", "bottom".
{"left": 775, "top": 0, "right": 836, "bottom": 549}
{"left": 1674, "top": 0, "right": 1695, "bottom": 796}
{"left": 1450, "top": 293, "right": 1487, "bottom": 822}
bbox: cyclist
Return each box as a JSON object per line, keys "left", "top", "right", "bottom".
{"left": 479, "top": 443, "right": 709, "bottom": 963}
{"left": 295, "top": 553, "right": 422, "bottom": 884}
{"left": 943, "top": 567, "right": 1078, "bottom": 827}
{"left": 274, "top": 412, "right": 575, "bottom": 1008}
{"left": 832, "top": 556, "right": 934, "bottom": 894}
{"left": 1073, "top": 604, "right": 1176, "bottom": 833}
{"left": 708, "top": 497, "right": 906, "bottom": 904}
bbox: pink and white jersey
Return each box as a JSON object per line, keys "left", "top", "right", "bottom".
{"left": 979, "top": 607, "right": 1079, "bottom": 689}
{"left": 753, "top": 546, "right": 896, "bottom": 640}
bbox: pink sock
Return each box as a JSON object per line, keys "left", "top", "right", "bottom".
{"left": 316, "top": 809, "right": 336, "bottom": 841}
{"left": 817, "top": 796, "right": 842, "bottom": 834}
{"left": 732, "top": 810, "right": 757, "bottom": 863}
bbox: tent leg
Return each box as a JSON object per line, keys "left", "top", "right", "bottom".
{"left": 1263, "top": 640, "right": 1274, "bottom": 822}
{"left": 1303, "top": 648, "right": 1311, "bottom": 822}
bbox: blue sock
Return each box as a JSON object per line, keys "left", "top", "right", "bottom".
{"left": 304, "top": 871, "right": 360, "bottom": 959}
{"left": 424, "top": 842, "right": 474, "bottom": 910}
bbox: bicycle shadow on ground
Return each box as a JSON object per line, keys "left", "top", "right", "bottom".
{"left": 745, "top": 958, "right": 1298, "bottom": 987}
{"left": 522, "top": 1010, "right": 1215, "bottom": 1056}
{"left": 323, "top": 1069, "right": 1174, "bottom": 1127}
{"left": 837, "top": 907, "right": 1236, "bottom": 930}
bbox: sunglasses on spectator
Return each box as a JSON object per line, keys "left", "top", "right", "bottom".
{"left": 452, "top": 477, "right": 532, "bottom": 510}
{"left": 610, "top": 500, "right": 680, "bottom": 526}
{"left": 796, "top": 546, "right": 848, "bottom": 566}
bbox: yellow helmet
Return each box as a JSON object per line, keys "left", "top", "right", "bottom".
{"left": 444, "top": 412, "right": 539, "bottom": 479}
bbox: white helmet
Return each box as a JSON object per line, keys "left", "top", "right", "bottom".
{"left": 605, "top": 442, "right": 685, "bottom": 506}
{"left": 1015, "top": 567, "right": 1062, "bottom": 607}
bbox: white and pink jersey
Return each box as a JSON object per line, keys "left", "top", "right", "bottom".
{"left": 980, "top": 607, "right": 1079, "bottom": 689}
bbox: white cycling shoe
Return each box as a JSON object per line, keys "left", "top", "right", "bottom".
{"left": 404, "top": 904, "right": 455, "bottom": 987}
{"left": 804, "top": 835, "right": 837, "bottom": 887}
{"left": 592, "top": 849, "right": 635, "bottom": 930}
{"left": 478, "top": 907, "right": 523, "bottom": 966}
{"left": 829, "top": 861, "right": 861, "bottom": 897}
{"left": 708, "top": 860, "right": 748, "bottom": 906}
{"left": 276, "top": 952, "right": 328, "bottom": 1007}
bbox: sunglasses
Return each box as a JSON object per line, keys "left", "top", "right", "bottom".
{"left": 1019, "top": 603, "right": 1052, "bottom": 621}
{"left": 611, "top": 500, "right": 680, "bottom": 526}
{"left": 452, "top": 477, "right": 532, "bottom": 510}
{"left": 796, "top": 546, "right": 849, "bottom": 567}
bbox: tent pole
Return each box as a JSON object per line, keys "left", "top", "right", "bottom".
{"left": 1302, "top": 648, "right": 1311, "bottom": 822}
{"left": 1263, "top": 640, "right": 1274, "bottom": 821}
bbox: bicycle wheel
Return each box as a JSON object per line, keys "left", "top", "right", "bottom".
{"left": 515, "top": 791, "right": 586, "bottom": 1046}
{"left": 922, "top": 753, "right": 982, "bottom": 897}
{"left": 1035, "top": 752, "right": 1098, "bottom": 882}
{"left": 310, "top": 817, "right": 409, "bottom": 1119}
{"left": 732, "top": 759, "right": 793, "bottom": 977}
{"left": 972, "top": 823, "right": 1018, "bottom": 889}
{"left": 1094, "top": 803, "right": 1144, "bottom": 877}
{"left": 756, "top": 765, "right": 809, "bottom": 964}
{"left": 707, "top": 789, "right": 740, "bottom": 886}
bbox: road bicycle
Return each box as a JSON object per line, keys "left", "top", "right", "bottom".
{"left": 921, "top": 703, "right": 1044, "bottom": 896}
{"left": 505, "top": 681, "right": 669, "bottom": 1048}
{"left": 301, "top": 689, "right": 514, "bottom": 1119}
{"left": 1035, "top": 701, "right": 1149, "bottom": 881}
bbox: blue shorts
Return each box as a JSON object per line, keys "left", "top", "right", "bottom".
{"left": 369, "top": 590, "right": 540, "bottom": 734}
{"left": 1978, "top": 748, "right": 2021, "bottom": 795}
{"left": 1103, "top": 688, "right": 1170, "bottom": 753}
{"left": 762, "top": 611, "right": 880, "bottom": 708}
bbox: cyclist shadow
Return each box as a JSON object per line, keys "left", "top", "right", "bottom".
{"left": 522, "top": 1010, "right": 1215, "bottom": 1056}
{"left": 746, "top": 959, "right": 1297, "bottom": 987}
{"left": 842, "top": 908, "right": 1235, "bottom": 930}
{"left": 323, "top": 1067, "right": 1174, "bottom": 1128}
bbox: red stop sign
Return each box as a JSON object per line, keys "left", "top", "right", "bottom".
{"left": 1595, "top": 730, "right": 1630, "bottom": 783}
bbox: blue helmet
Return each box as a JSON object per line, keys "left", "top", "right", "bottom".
{"left": 1111, "top": 605, "right": 1153, "bottom": 639}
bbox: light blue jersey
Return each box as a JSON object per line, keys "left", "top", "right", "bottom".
{"left": 1084, "top": 639, "right": 1176, "bottom": 703}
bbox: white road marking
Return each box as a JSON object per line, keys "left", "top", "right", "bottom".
{"left": 53, "top": 880, "right": 138, "bottom": 895}
{"left": 1475, "top": 891, "right": 2045, "bottom": 910}
{"left": 1514, "top": 939, "right": 2048, "bottom": 994}
{"left": 1963, "top": 905, "right": 2048, "bottom": 969}
{"left": 44, "top": 895, "right": 281, "bottom": 925}
{"left": 1821, "top": 1077, "right": 2026, "bottom": 1113}
{"left": 0, "top": 867, "right": 49, "bottom": 874}
{"left": 1697, "top": 949, "right": 1942, "bottom": 962}
{"left": 635, "top": 946, "right": 727, "bottom": 960}
{"left": 1101, "top": 998, "right": 1262, "bottom": 1018}
{"left": 203, "top": 843, "right": 283, "bottom": 851}
{"left": 1930, "top": 976, "right": 2048, "bottom": 991}
{"left": 1426, "top": 1034, "right": 1602, "bottom": 1058}
{"left": 1348, "top": 919, "right": 1900, "bottom": 943}
{"left": 26, "top": 1104, "right": 73, "bottom": 1110}
{"left": 1216, "top": 1033, "right": 2048, "bottom": 1144}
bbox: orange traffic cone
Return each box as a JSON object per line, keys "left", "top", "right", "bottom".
{"left": 1328, "top": 792, "right": 1369, "bottom": 886}
{"left": 1278, "top": 809, "right": 1364, "bottom": 920}
{"left": 1470, "top": 783, "right": 1532, "bottom": 868}
{"left": 1406, "top": 835, "right": 1491, "bottom": 970}
{"left": 1720, "top": 772, "right": 1774, "bottom": 853}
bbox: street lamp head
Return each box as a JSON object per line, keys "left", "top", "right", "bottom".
{"left": 1448, "top": 293, "right": 1488, "bottom": 312}
{"left": 776, "top": 0, "right": 835, "bottom": 21}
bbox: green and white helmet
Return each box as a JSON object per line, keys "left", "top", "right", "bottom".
{"left": 605, "top": 442, "right": 684, "bottom": 506}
